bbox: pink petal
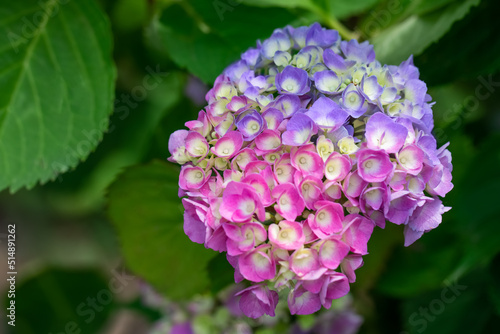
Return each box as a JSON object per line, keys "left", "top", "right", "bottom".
{"left": 311, "top": 201, "right": 344, "bottom": 237}
{"left": 324, "top": 152, "right": 351, "bottom": 181}
{"left": 185, "top": 131, "right": 209, "bottom": 158}
{"left": 341, "top": 214, "right": 375, "bottom": 255}
{"left": 340, "top": 254, "right": 364, "bottom": 283}
{"left": 397, "top": 144, "right": 425, "bottom": 175}
{"left": 288, "top": 284, "right": 322, "bottom": 315}
{"left": 268, "top": 220, "right": 305, "bottom": 250}
{"left": 291, "top": 147, "right": 324, "bottom": 179}
{"left": 272, "top": 183, "right": 305, "bottom": 221}
{"left": 212, "top": 131, "right": 243, "bottom": 158}
{"left": 316, "top": 239, "right": 350, "bottom": 269}
{"left": 320, "top": 272, "right": 350, "bottom": 308}
{"left": 290, "top": 248, "right": 320, "bottom": 277}
{"left": 255, "top": 129, "right": 282, "bottom": 152}
{"left": 239, "top": 245, "right": 276, "bottom": 282}
{"left": 356, "top": 149, "right": 393, "bottom": 182}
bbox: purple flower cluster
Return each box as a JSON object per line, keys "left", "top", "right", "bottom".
{"left": 168, "top": 23, "right": 453, "bottom": 318}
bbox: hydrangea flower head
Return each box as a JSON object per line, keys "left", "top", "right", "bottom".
{"left": 168, "top": 22, "right": 453, "bottom": 318}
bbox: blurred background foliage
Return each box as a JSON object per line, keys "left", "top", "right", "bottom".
{"left": 1, "top": 0, "right": 500, "bottom": 333}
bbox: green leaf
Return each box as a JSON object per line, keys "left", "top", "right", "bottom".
{"left": 487, "top": 255, "right": 500, "bottom": 315}
{"left": 416, "top": 0, "right": 500, "bottom": 86}
{"left": 375, "top": 229, "right": 463, "bottom": 298}
{"left": 376, "top": 133, "right": 500, "bottom": 297}
{"left": 444, "top": 134, "right": 500, "bottom": 280}
{"left": 371, "top": 0, "right": 480, "bottom": 65}
{"left": 208, "top": 252, "right": 235, "bottom": 294}
{"left": 412, "top": 0, "right": 457, "bottom": 15}
{"left": 354, "top": 223, "right": 403, "bottom": 291}
{"left": 0, "top": 0, "right": 116, "bottom": 191}
{"left": 401, "top": 271, "right": 492, "bottom": 334}
{"left": 45, "top": 71, "right": 185, "bottom": 213}
{"left": 147, "top": 1, "right": 297, "bottom": 83}
{"left": 6, "top": 268, "right": 113, "bottom": 334}
{"left": 107, "top": 160, "right": 217, "bottom": 300}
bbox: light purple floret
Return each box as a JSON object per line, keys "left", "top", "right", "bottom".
{"left": 276, "top": 65, "right": 311, "bottom": 95}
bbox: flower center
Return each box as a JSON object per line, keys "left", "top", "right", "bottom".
{"left": 276, "top": 168, "right": 283, "bottom": 175}
{"left": 222, "top": 148, "right": 229, "bottom": 154}
{"left": 299, "top": 157, "right": 307, "bottom": 164}
{"left": 245, "top": 203, "right": 254, "bottom": 213}
{"left": 400, "top": 157, "right": 407, "bottom": 164}
{"left": 195, "top": 172, "right": 203, "bottom": 179}
{"left": 364, "top": 160, "right": 373, "bottom": 168}
{"left": 251, "top": 124, "right": 258, "bottom": 131}
{"left": 286, "top": 84, "right": 294, "bottom": 91}
{"left": 280, "top": 197, "right": 288, "bottom": 205}
{"left": 318, "top": 212, "right": 326, "bottom": 220}
{"left": 327, "top": 166, "right": 335, "bottom": 173}
{"left": 303, "top": 184, "right": 310, "bottom": 191}
{"left": 280, "top": 231, "right": 288, "bottom": 238}
{"left": 349, "top": 95, "right": 357, "bottom": 103}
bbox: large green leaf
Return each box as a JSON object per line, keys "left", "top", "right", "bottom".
{"left": 443, "top": 134, "right": 500, "bottom": 280}
{"left": 371, "top": 0, "right": 480, "bottom": 65}
{"left": 488, "top": 255, "right": 500, "bottom": 316}
{"left": 375, "top": 132, "right": 500, "bottom": 298}
{"left": 207, "top": 252, "right": 235, "bottom": 294}
{"left": 412, "top": 0, "right": 458, "bottom": 15}
{"left": 107, "top": 160, "right": 218, "bottom": 300}
{"left": 6, "top": 268, "right": 113, "bottom": 334}
{"left": 401, "top": 271, "right": 492, "bottom": 334}
{"left": 147, "top": 1, "right": 297, "bottom": 83}
{"left": 0, "top": 0, "right": 116, "bottom": 192}
{"left": 416, "top": 0, "right": 500, "bottom": 86}
{"left": 44, "top": 72, "right": 185, "bottom": 213}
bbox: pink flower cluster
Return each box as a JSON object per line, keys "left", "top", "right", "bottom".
{"left": 168, "top": 23, "right": 453, "bottom": 318}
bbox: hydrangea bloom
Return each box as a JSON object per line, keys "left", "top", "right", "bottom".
{"left": 168, "top": 22, "right": 453, "bottom": 318}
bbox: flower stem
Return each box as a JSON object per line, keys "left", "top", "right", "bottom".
{"left": 310, "top": 3, "right": 359, "bottom": 41}
{"left": 323, "top": 15, "right": 359, "bottom": 41}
